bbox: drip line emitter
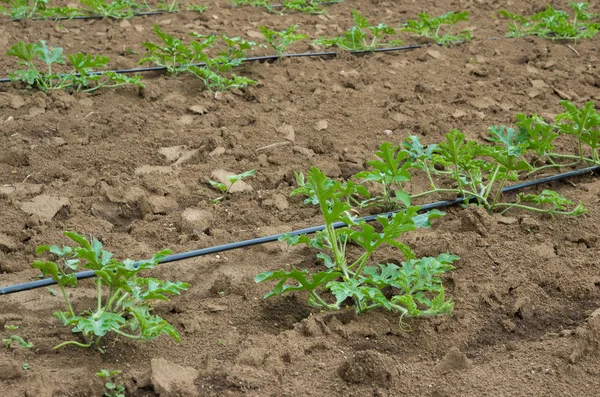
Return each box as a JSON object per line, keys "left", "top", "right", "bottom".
{"left": 1, "top": 165, "right": 598, "bottom": 296}
{"left": 0, "top": 45, "right": 425, "bottom": 84}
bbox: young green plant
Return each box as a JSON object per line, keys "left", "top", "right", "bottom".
{"left": 494, "top": 100, "right": 600, "bottom": 169}
{"left": 279, "top": 0, "right": 325, "bottom": 14}
{"left": 555, "top": 100, "right": 600, "bottom": 164}
{"left": 256, "top": 167, "right": 457, "bottom": 324}
{"left": 401, "top": 129, "right": 586, "bottom": 216}
{"left": 355, "top": 142, "right": 412, "bottom": 210}
{"left": 140, "top": 26, "right": 259, "bottom": 92}
{"left": 188, "top": 34, "right": 260, "bottom": 93}
{"left": 157, "top": 0, "right": 178, "bottom": 12}
{"left": 1, "top": 0, "right": 81, "bottom": 19}
{"left": 259, "top": 25, "right": 308, "bottom": 59}
{"left": 498, "top": 2, "right": 600, "bottom": 40}
{"left": 402, "top": 11, "right": 473, "bottom": 46}
{"left": 7, "top": 40, "right": 144, "bottom": 93}
{"left": 80, "top": 0, "right": 149, "bottom": 19}
{"left": 3, "top": 326, "right": 33, "bottom": 349}
{"left": 232, "top": 0, "right": 333, "bottom": 14}
{"left": 96, "top": 369, "right": 125, "bottom": 397}
{"left": 314, "top": 10, "right": 402, "bottom": 51}
{"left": 186, "top": 3, "right": 206, "bottom": 12}
{"left": 209, "top": 170, "right": 255, "bottom": 203}
{"left": 31, "top": 232, "right": 189, "bottom": 352}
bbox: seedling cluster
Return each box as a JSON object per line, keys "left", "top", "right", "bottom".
{"left": 96, "top": 369, "right": 126, "bottom": 397}
{"left": 499, "top": 2, "right": 600, "bottom": 40}
{"left": 232, "top": 0, "right": 342, "bottom": 15}
{"left": 31, "top": 232, "right": 188, "bottom": 352}
{"left": 255, "top": 101, "right": 596, "bottom": 322}
{"left": 351, "top": 101, "right": 597, "bottom": 217}
{"left": 259, "top": 25, "right": 308, "bottom": 59}
{"left": 3, "top": 325, "right": 33, "bottom": 349}
{"left": 0, "top": 0, "right": 208, "bottom": 19}
{"left": 314, "top": 10, "right": 403, "bottom": 51}
{"left": 401, "top": 11, "right": 473, "bottom": 46}
{"left": 139, "top": 25, "right": 259, "bottom": 93}
{"left": 7, "top": 5, "right": 597, "bottom": 95}
{"left": 256, "top": 168, "right": 457, "bottom": 324}
{"left": 2, "top": 3, "right": 599, "bottom": 388}
{"left": 7, "top": 40, "right": 144, "bottom": 93}
{"left": 209, "top": 169, "right": 255, "bottom": 203}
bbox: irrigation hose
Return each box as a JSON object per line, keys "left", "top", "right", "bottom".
{"left": 1, "top": 165, "right": 597, "bottom": 296}
{"left": 0, "top": 45, "right": 424, "bottom": 84}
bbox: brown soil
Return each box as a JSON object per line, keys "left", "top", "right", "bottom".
{"left": 1, "top": 0, "right": 600, "bottom": 396}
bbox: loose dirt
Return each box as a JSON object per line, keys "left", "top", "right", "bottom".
{"left": 1, "top": 0, "right": 600, "bottom": 396}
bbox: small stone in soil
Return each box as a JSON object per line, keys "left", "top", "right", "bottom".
{"left": 151, "top": 358, "right": 199, "bottom": 397}
{"left": 434, "top": 346, "right": 471, "bottom": 374}
{"left": 0, "top": 233, "right": 17, "bottom": 253}
{"left": 180, "top": 208, "right": 214, "bottom": 234}
{"left": 145, "top": 195, "right": 179, "bottom": 215}
{"left": 20, "top": 195, "right": 70, "bottom": 221}
{"left": 315, "top": 120, "right": 328, "bottom": 131}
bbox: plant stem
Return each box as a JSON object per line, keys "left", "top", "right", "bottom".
{"left": 111, "top": 328, "right": 142, "bottom": 340}
{"left": 483, "top": 165, "right": 500, "bottom": 200}
{"left": 105, "top": 288, "right": 124, "bottom": 312}
{"left": 310, "top": 291, "right": 333, "bottom": 309}
{"left": 326, "top": 224, "right": 349, "bottom": 279}
{"left": 53, "top": 340, "right": 92, "bottom": 350}
{"left": 351, "top": 252, "right": 371, "bottom": 279}
{"left": 424, "top": 164, "right": 438, "bottom": 190}
{"left": 410, "top": 187, "right": 477, "bottom": 199}
{"left": 96, "top": 280, "right": 102, "bottom": 313}
{"left": 490, "top": 175, "right": 509, "bottom": 210}
{"left": 59, "top": 285, "right": 75, "bottom": 318}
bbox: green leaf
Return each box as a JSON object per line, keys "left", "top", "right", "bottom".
{"left": 412, "top": 209, "right": 445, "bottom": 229}
{"left": 515, "top": 113, "right": 558, "bottom": 156}
{"left": 64, "top": 232, "right": 92, "bottom": 249}
{"left": 68, "top": 53, "right": 109, "bottom": 72}
{"left": 314, "top": 10, "right": 401, "bottom": 51}
{"left": 227, "top": 169, "right": 255, "bottom": 184}
{"left": 394, "top": 190, "right": 412, "bottom": 207}
{"left": 130, "top": 278, "right": 189, "bottom": 301}
{"left": 435, "top": 129, "right": 478, "bottom": 170}
{"left": 351, "top": 10, "right": 370, "bottom": 28}
{"left": 75, "top": 312, "right": 126, "bottom": 337}
{"left": 556, "top": 100, "right": 600, "bottom": 153}
{"left": 516, "top": 189, "right": 587, "bottom": 215}
{"left": 7, "top": 41, "right": 38, "bottom": 62}
{"left": 487, "top": 125, "right": 529, "bottom": 156}
{"left": 31, "top": 260, "right": 78, "bottom": 287}
{"left": 9, "top": 69, "right": 41, "bottom": 86}
{"left": 327, "top": 278, "right": 363, "bottom": 307}
{"left": 497, "top": 5, "right": 600, "bottom": 40}
{"left": 255, "top": 268, "right": 342, "bottom": 300}
{"left": 402, "top": 11, "right": 472, "bottom": 46}
{"left": 209, "top": 180, "right": 227, "bottom": 192}
{"left": 36, "top": 40, "right": 65, "bottom": 66}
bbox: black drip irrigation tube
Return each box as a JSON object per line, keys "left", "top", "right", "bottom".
{"left": 0, "top": 45, "right": 424, "bottom": 84}
{"left": 9, "top": 11, "right": 164, "bottom": 22}
{"left": 1, "top": 165, "right": 598, "bottom": 296}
